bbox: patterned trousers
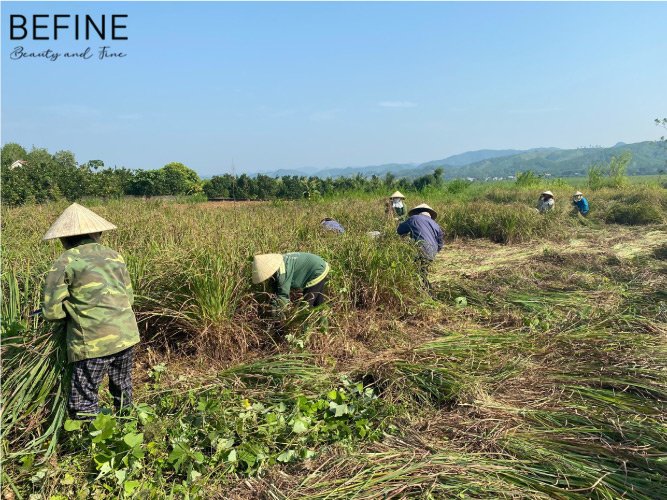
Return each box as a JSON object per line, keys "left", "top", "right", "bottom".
{"left": 68, "top": 347, "right": 134, "bottom": 419}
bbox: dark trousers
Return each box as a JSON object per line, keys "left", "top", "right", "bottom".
{"left": 68, "top": 346, "right": 134, "bottom": 419}
{"left": 303, "top": 277, "right": 328, "bottom": 307}
{"left": 419, "top": 257, "right": 434, "bottom": 292}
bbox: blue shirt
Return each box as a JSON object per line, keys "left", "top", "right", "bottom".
{"left": 397, "top": 214, "right": 444, "bottom": 261}
{"left": 573, "top": 197, "right": 589, "bottom": 215}
{"left": 321, "top": 219, "right": 345, "bottom": 233}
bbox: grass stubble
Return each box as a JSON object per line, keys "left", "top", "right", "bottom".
{"left": 1, "top": 183, "right": 666, "bottom": 498}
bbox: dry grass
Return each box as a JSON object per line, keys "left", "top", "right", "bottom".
{"left": 2, "top": 185, "right": 666, "bottom": 498}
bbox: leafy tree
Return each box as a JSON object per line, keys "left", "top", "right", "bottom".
{"left": 234, "top": 174, "right": 254, "bottom": 199}
{"left": 655, "top": 117, "right": 667, "bottom": 141}
{"left": 515, "top": 170, "right": 540, "bottom": 187}
{"left": 277, "top": 176, "right": 305, "bottom": 199}
{"left": 1, "top": 143, "right": 28, "bottom": 169}
{"left": 368, "top": 175, "right": 382, "bottom": 192}
{"left": 413, "top": 174, "right": 433, "bottom": 191}
{"left": 432, "top": 167, "right": 444, "bottom": 187}
{"left": 85, "top": 160, "right": 105, "bottom": 171}
{"left": 255, "top": 174, "right": 277, "bottom": 199}
{"left": 203, "top": 174, "right": 235, "bottom": 199}
{"left": 161, "top": 162, "right": 202, "bottom": 195}
{"left": 128, "top": 169, "right": 164, "bottom": 197}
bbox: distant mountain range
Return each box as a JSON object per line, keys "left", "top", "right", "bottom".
{"left": 259, "top": 141, "right": 665, "bottom": 179}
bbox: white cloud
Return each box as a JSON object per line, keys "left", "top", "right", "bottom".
{"left": 378, "top": 101, "right": 417, "bottom": 108}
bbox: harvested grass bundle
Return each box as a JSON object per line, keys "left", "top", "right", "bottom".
{"left": 361, "top": 328, "right": 531, "bottom": 407}
{"left": 1, "top": 271, "right": 71, "bottom": 464}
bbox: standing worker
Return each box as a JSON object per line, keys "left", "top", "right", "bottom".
{"left": 41, "top": 203, "right": 140, "bottom": 420}
{"left": 388, "top": 191, "right": 407, "bottom": 220}
{"left": 537, "top": 191, "right": 555, "bottom": 213}
{"left": 397, "top": 203, "right": 444, "bottom": 289}
{"left": 252, "top": 252, "right": 330, "bottom": 308}
{"left": 572, "top": 191, "right": 589, "bottom": 216}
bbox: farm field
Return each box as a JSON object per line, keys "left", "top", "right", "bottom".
{"left": 2, "top": 182, "right": 666, "bottom": 499}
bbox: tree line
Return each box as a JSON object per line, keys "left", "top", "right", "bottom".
{"left": 1, "top": 143, "right": 445, "bottom": 206}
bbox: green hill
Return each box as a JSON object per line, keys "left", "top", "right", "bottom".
{"left": 261, "top": 141, "right": 665, "bottom": 180}
{"left": 417, "top": 141, "right": 666, "bottom": 180}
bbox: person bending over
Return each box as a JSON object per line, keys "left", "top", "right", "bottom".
{"left": 252, "top": 252, "right": 330, "bottom": 309}
{"left": 320, "top": 218, "right": 345, "bottom": 234}
{"left": 572, "top": 191, "right": 589, "bottom": 216}
{"left": 397, "top": 203, "right": 444, "bottom": 289}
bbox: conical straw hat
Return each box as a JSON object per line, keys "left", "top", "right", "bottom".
{"left": 43, "top": 203, "right": 117, "bottom": 240}
{"left": 574, "top": 191, "right": 583, "bottom": 196}
{"left": 389, "top": 191, "right": 405, "bottom": 199}
{"left": 408, "top": 203, "right": 438, "bottom": 220}
{"left": 541, "top": 191, "right": 554, "bottom": 198}
{"left": 252, "top": 254, "right": 283, "bottom": 284}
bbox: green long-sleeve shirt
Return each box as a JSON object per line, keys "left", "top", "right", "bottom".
{"left": 42, "top": 239, "right": 140, "bottom": 362}
{"left": 271, "top": 252, "right": 330, "bottom": 305}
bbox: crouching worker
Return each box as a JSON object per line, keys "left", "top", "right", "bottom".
{"left": 572, "top": 191, "right": 589, "bottom": 216}
{"left": 252, "top": 253, "right": 330, "bottom": 310}
{"left": 321, "top": 217, "right": 345, "bottom": 234}
{"left": 397, "top": 204, "right": 444, "bottom": 290}
{"left": 537, "top": 191, "right": 555, "bottom": 213}
{"left": 41, "top": 203, "right": 140, "bottom": 420}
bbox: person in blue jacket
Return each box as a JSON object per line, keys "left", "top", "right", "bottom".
{"left": 321, "top": 217, "right": 345, "bottom": 234}
{"left": 397, "top": 203, "right": 444, "bottom": 290}
{"left": 572, "top": 191, "right": 589, "bottom": 216}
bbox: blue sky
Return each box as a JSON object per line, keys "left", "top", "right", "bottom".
{"left": 2, "top": 1, "right": 666, "bottom": 175}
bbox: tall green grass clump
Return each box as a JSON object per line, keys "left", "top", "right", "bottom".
{"left": 588, "top": 151, "right": 632, "bottom": 190}
{"left": 1, "top": 271, "right": 71, "bottom": 466}
{"left": 603, "top": 202, "right": 665, "bottom": 225}
{"left": 588, "top": 185, "right": 667, "bottom": 225}
{"left": 437, "top": 201, "right": 567, "bottom": 243}
{"left": 1, "top": 198, "right": 424, "bottom": 353}
{"left": 514, "top": 170, "right": 541, "bottom": 187}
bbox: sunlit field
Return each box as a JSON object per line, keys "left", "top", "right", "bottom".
{"left": 2, "top": 180, "right": 666, "bottom": 498}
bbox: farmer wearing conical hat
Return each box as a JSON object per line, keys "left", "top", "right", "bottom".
{"left": 41, "top": 203, "right": 139, "bottom": 419}
{"left": 252, "top": 252, "right": 330, "bottom": 309}
{"left": 537, "top": 191, "right": 555, "bottom": 213}
{"left": 397, "top": 204, "right": 444, "bottom": 290}
{"left": 388, "top": 191, "right": 406, "bottom": 219}
{"left": 571, "top": 191, "right": 589, "bottom": 216}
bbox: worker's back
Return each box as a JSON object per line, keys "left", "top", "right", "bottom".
{"left": 397, "top": 215, "right": 444, "bottom": 261}
{"left": 42, "top": 240, "right": 140, "bottom": 362}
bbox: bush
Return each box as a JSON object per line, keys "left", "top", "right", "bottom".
{"left": 603, "top": 202, "right": 664, "bottom": 225}
{"left": 588, "top": 152, "right": 632, "bottom": 190}
{"left": 446, "top": 179, "right": 471, "bottom": 194}
{"left": 438, "top": 202, "right": 567, "bottom": 244}
{"left": 515, "top": 171, "right": 540, "bottom": 187}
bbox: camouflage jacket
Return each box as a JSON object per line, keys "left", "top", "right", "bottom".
{"left": 42, "top": 239, "right": 140, "bottom": 362}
